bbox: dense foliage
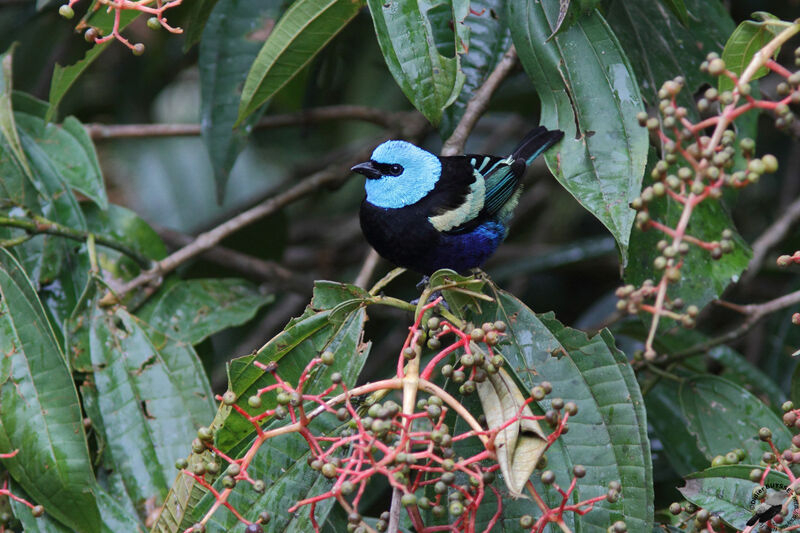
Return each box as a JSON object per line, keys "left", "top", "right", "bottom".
{"left": 0, "top": 0, "right": 798, "bottom": 532}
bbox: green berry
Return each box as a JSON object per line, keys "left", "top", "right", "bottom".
{"left": 58, "top": 4, "right": 74, "bottom": 18}
{"left": 147, "top": 16, "right": 161, "bottom": 30}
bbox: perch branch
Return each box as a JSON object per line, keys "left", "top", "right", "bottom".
{"left": 85, "top": 105, "right": 412, "bottom": 140}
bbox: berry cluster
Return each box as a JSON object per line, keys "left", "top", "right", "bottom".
{"left": 620, "top": 42, "right": 800, "bottom": 360}
{"left": 666, "top": 409, "right": 800, "bottom": 532}
{"left": 177, "top": 298, "right": 620, "bottom": 533}
{"left": 58, "top": 0, "right": 182, "bottom": 53}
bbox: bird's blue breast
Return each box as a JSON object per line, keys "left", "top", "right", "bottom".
{"left": 364, "top": 140, "right": 441, "bottom": 208}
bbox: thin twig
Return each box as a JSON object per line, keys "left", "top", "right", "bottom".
{"left": 440, "top": 46, "right": 518, "bottom": 156}
{"left": 155, "top": 225, "right": 311, "bottom": 291}
{"left": 85, "top": 105, "right": 409, "bottom": 140}
{"left": 663, "top": 288, "right": 800, "bottom": 361}
{"left": 742, "top": 193, "right": 800, "bottom": 283}
{"left": 113, "top": 156, "right": 363, "bottom": 297}
{"left": 354, "top": 249, "right": 380, "bottom": 289}
{"left": 0, "top": 214, "right": 152, "bottom": 267}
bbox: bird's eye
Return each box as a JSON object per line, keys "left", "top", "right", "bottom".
{"left": 389, "top": 164, "right": 403, "bottom": 175}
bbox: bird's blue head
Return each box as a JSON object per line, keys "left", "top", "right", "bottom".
{"left": 351, "top": 140, "right": 441, "bottom": 209}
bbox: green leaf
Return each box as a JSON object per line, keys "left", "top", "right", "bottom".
{"left": 200, "top": 0, "right": 284, "bottom": 200}
{"left": 0, "top": 47, "right": 31, "bottom": 178}
{"left": 14, "top": 113, "right": 107, "bottom": 209}
{"left": 366, "top": 0, "right": 468, "bottom": 126}
{"left": 0, "top": 249, "right": 100, "bottom": 533}
{"left": 607, "top": 0, "right": 733, "bottom": 121}
{"left": 659, "top": 0, "right": 689, "bottom": 25}
{"left": 645, "top": 380, "right": 709, "bottom": 477}
{"left": 11, "top": 479, "right": 146, "bottom": 533}
{"left": 550, "top": 0, "right": 601, "bottom": 38}
{"left": 617, "top": 321, "right": 785, "bottom": 408}
{"left": 72, "top": 287, "right": 215, "bottom": 510}
{"left": 719, "top": 16, "right": 780, "bottom": 93}
{"left": 136, "top": 278, "right": 274, "bottom": 345}
{"left": 680, "top": 466, "right": 796, "bottom": 530}
{"left": 183, "top": 0, "right": 223, "bottom": 50}
{"left": 236, "top": 0, "right": 361, "bottom": 125}
{"left": 440, "top": 0, "right": 512, "bottom": 137}
{"left": 679, "top": 375, "right": 792, "bottom": 463}
{"left": 465, "top": 287, "right": 653, "bottom": 531}
{"left": 217, "top": 299, "right": 370, "bottom": 455}
{"left": 47, "top": 7, "right": 139, "bottom": 122}
{"left": 83, "top": 203, "right": 166, "bottom": 281}
{"left": 48, "top": 43, "right": 111, "bottom": 123}
{"left": 509, "top": 0, "right": 648, "bottom": 259}
{"left": 194, "top": 416, "right": 342, "bottom": 532}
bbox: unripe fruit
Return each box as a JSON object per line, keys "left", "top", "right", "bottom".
{"left": 147, "top": 16, "right": 161, "bottom": 30}
{"left": 58, "top": 4, "right": 74, "bottom": 18}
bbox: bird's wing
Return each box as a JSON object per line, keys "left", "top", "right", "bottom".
{"left": 477, "top": 155, "right": 526, "bottom": 219}
{"left": 427, "top": 154, "right": 525, "bottom": 234}
{"left": 426, "top": 156, "right": 492, "bottom": 233}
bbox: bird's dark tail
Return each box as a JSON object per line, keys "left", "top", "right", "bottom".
{"left": 511, "top": 126, "right": 565, "bottom": 164}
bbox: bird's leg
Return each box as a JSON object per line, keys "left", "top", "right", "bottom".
{"left": 415, "top": 275, "right": 430, "bottom": 291}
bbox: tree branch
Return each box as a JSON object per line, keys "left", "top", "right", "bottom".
{"left": 85, "top": 105, "right": 412, "bottom": 140}
{"left": 742, "top": 193, "right": 800, "bottom": 283}
{"left": 0, "top": 214, "right": 152, "bottom": 268}
{"left": 155, "top": 226, "right": 311, "bottom": 292}
{"left": 664, "top": 289, "right": 800, "bottom": 361}
{"left": 112, "top": 115, "right": 429, "bottom": 300}
{"left": 440, "top": 46, "right": 519, "bottom": 156}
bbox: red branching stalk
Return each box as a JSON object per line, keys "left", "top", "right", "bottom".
{"left": 60, "top": 0, "right": 182, "bottom": 52}
{"left": 618, "top": 23, "right": 800, "bottom": 361}
{"left": 177, "top": 296, "right": 618, "bottom": 533}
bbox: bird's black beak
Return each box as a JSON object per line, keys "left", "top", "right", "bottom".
{"left": 351, "top": 161, "right": 382, "bottom": 180}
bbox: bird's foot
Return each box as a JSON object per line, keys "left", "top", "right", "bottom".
{"left": 410, "top": 290, "right": 450, "bottom": 310}
{"left": 415, "top": 275, "right": 430, "bottom": 291}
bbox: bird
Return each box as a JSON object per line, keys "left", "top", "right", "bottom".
{"left": 351, "top": 126, "right": 564, "bottom": 275}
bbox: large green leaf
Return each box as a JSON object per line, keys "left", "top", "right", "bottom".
{"left": 679, "top": 375, "right": 792, "bottom": 463}
{"left": 0, "top": 249, "right": 100, "bottom": 533}
{"left": 509, "top": 0, "right": 647, "bottom": 258}
{"left": 645, "top": 380, "right": 709, "bottom": 477}
{"left": 11, "top": 479, "right": 146, "bottom": 533}
{"left": 200, "top": 0, "right": 284, "bottom": 199}
{"left": 154, "top": 282, "right": 370, "bottom": 532}
{"left": 679, "top": 466, "right": 795, "bottom": 530}
{"left": 183, "top": 0, "right": 223, "bottom": 50}
{"left": 217, "top": 294, "right": 370, "bottom": 454}
{"left": 136, "top": 278, "right": 274, "bottom": 345}
{"left": 47, "top": 8, "right": 139, "bottom": 122}
{"left": 440, "top": 0, "right": 512, "bottom": 137}
{"left": 607, "top": 0, "right": 733, "bottom": 119}
{"left": 14, "top": 113, "right": 107, "bottom": 209}
{"left": 236, "top": 0, "right": 361, "bottom": 124}
{"left": 458, "top": 287, "right": 653, "bottom": 531}
{"left": 70, "top": 283, "right": 215, "bottom": 512}
{"left": 0, "top": 48, "right": 31, "bottom": 179}
{"left": 719, "top": 15, "right": 780, "bottom": 93}
{"left": 193, "top": 416, "right": 341, "bottom": 532}
{"left": 367, "top": 0, "right": 469, "bottom": 126}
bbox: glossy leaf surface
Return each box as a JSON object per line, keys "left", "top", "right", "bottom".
{"left": 137, "top": 278, "right": 274, "bottom": 345}
{"left": 200, "top": 0, "right": 283, "bottom": 199}
{"left": 509, "top": 0, "right": 648, "bottom": 258}
{"left": 237, "top": 0, "right": 361, "bottom": 124}
{"left": 679, "top": 375, "right": 792, "bottom": 462}
{"left": 0, "top": 249, "right": 100, "bottom": 533}
{"left": 367, "top": 0, "right": 469, "bottom": 126}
